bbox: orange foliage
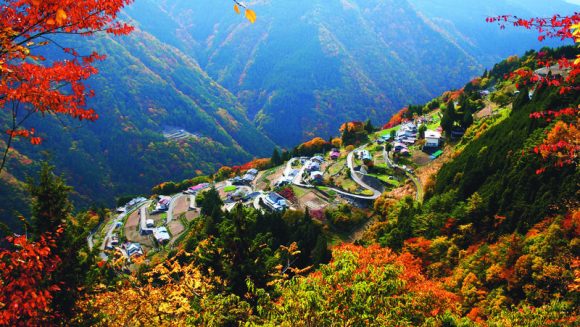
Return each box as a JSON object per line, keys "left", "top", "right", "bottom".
{"left": 232, "top": 158, "right": 271, "bottom": 173}
{"left": 339, "top": 121, "right": 364, "bottom": 133}
{"left": 533, "top": 119, "right": 580, "bottom": 172}
{"left": 329, "top": 244, "right": 459, "bottom": 310}
{"left": 382, "top": 108, "right": 408, "bottom": 129}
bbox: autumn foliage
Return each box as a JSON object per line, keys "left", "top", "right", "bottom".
{"left": 0, "top": 0, "right": 133, "bottom": 146}
{"left": 382, "top": 107, "right": 408, "bottom": 129}
{"left": 487, "top": 14, "right": 580, "bottom": 172}
{"left": 0, "top": 231, "right": 62, "bottom": 325}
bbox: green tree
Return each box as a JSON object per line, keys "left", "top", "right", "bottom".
{"left": 418, "top": 124, "right": 427, "bottom": 139}
{"left": 462, "top": 110, "right": 474, "bottom": 129}
{"left": 28, "top": 162, "right": 73, "bottom": 236}
{"left": 271, "top": 148, "right": 282, "bottom": 166}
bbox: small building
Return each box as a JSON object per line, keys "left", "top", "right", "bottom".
{"left": 430, "top": 150, "right": 444, "bottom": 160}
{"left": 187, "top": 183, "right": 209, "bottom": 194}
{"left": 125, "top": 243, "right": 143, "bottom": 257}
{"left": 311, "top": 155, "right": 324, "bottom": 163}
{"left": 424, "top": 130, "right": 442, "bottom": 148}
{"left": 393, "top": 142, "right": 407, "bottom": 152}
{"left": 231, "top": 177, "right": 246, "bottom": 185}
{"left": 146, "top": 219, "right": 155, "bottom": 228}
{"left": 305, "top": 161, "right": 320, "bottom": 172}
{"left": 330, "top": 149, "right": 341, "bottom": 160}
{"left": 264, "top": 192, "right": 289, "bottom": 212}
{"left": 247, "top": 169, "right": 259, "bottom": 176}
{"left": 310, "top": 171, "right": 324, "bottom": 184}
{"left": 154, "top": 227, "right": 171, "bottom": 244}
{"left": 155, "top": 196, "right": 171, "bottom": 212}
{"left": 242, "top": 173, "right": 255, "bottom": 183}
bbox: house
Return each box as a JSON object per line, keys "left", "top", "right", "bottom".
{"left": 451, "top": 128, "right": 465, "bottom": 139}
{"left": 242, "top": 173, "right": 255, "bottom": 183}
{"left": 424, "top": 130, "right": 442, "bottom": 148}
{"left": 310, "top": 171, "right": 324, "bottom": 184}
{"left": 393, "top": 142, "right": 407, "bottom": 152}
{"left": 247, "top": 168, "right": 259, "bottom": 176}
{"left": 311, "top": 155, "right": 324, "bottom": 163}
{"left": 330, "top": 149, "right": 341, "bottom": 160}
{"left": 187, "top": 183, "right": 209, "bottom": 194}
{"left": 154, "top": 227, "right": 171, "bottom": 244}
{"left": 231, "top": 176, "right": 246, "bottom": 185}
{"left": 264, "top": 192, "right": 289, "bottom": 211}
{"left": 125, "top": 243, "right": 143, "bottom": 257}
{"left": 155, "top": 196, "right": 171, "bottom": 212}
{"left": 305, "top": 161, "right": 320, "bottom": 172}
{"left": 126, "top": 197, "right": 147, "bottom": 209}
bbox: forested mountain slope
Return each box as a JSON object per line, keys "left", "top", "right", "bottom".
{"left": 125, "top": 0, "right": 483, "bottom": 146}
{"left": 0, "top": 29, "right": 275, "bottom": 228}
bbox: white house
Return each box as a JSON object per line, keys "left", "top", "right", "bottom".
{"left": 425, "top": 130, "right": 442, "bottom": 148}
{"left": 154, "top": 227, "right": 171, "bottom": 244}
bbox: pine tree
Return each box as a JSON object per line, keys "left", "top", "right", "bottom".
{"left": 271, "top": 148, "right": 282, "bottom": 166}
{"left": 28, "top": 162, "right": 73, "bottom": 236}
{"left": 462, "top": 110, "right": 474, "bottom": 129}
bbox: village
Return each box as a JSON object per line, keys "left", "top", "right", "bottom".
{"left": 91, "top": 114, "right": 450, "bottom": 265}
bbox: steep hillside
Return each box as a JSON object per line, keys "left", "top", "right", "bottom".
{"left": 409, "top": 0, "right": 579, "bottom": 66}
{"left": 126, "top": 0, "right": 483, "bottom": 146}
{"left": 0, "top": 29, "right": 275, "bottom": 228}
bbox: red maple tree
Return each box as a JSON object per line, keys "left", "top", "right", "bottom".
{"left": 0, "top": 231, "right": 62, "bottom": 325}
{"left": 0, "top": 0, "right": 134, "bottom": 173}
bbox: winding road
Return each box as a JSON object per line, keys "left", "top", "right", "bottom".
{"left": 288, "top": 148, "right": 382, "bottom": 201}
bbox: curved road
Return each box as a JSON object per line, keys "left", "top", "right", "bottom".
{"left": 289, "top": 151, "right": 381, "bottom": 201}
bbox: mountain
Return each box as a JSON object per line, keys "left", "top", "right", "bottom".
{"left": 123, "top": 0, "right": 578, "bottom": 147}
{"left": 125, "top": 0, "right": 484, "bottom": 146}
{"left": 0, "top": 29, "right": 275, "bottom": 228}
{"left": 408, "top": 0, "right": 579, "bottom": 66}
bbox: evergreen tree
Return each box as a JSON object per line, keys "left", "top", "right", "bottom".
{"left": 364, "top": 119, "right": 374, "bottom": 134}
{"left": 462, "top": 110, "right": 474, "bottom": 129}
{"left": 200, "top": 187, "right": 223, "bottom": 217}
{"left": 271, "top": 148, "right": 282, "bottom": 166}
{"left": 418, "top": 124, "right": 427, "bottom": 139}
{"left": 512, "top": 86, "right": 530, "bottom": 111}
{"left": 441, "top": 105, "right": 455, "bottom": 135}
{"left": 28, "top": 162, "right": 73, "bottom": 236}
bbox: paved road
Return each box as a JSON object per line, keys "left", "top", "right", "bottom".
{"left": 345, "top": 146, "right": 382, "bottom": 200}
{"left": 383, "top": 149, "right": 423, "bottom": 202}
{"left": 288, "top": 153, "right": 381, "bottom": 201}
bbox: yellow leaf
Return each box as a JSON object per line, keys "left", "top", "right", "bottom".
{"left": 234, "top": 4, "right": 240, "bottom": 14}
{"left": 55, "top": 8, "right": 67, "bottom": 25}
{"left": 245, "top": 9, "right": 256, "bottom": 24}
{"left": 574, "top": 56, "right": 580, "bottom": 66}
{"left": 46, "top": 18, "right": 55, "bottom": 25}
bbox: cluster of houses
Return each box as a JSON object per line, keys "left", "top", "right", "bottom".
{"left": 138, "top": 203, "right": 171, "bottom": 244}
{"left": 383, "top": 121, "right": 442, "bottom": 156}
{"left": 305, "top": 155, "right": 325, "bottom": 184}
